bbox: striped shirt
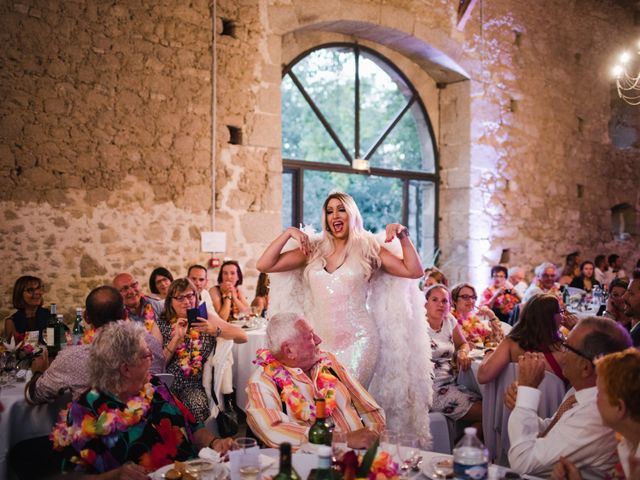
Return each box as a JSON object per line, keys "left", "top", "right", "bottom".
{"left": 246, "top": 351, "right": 385, "bottom": 448}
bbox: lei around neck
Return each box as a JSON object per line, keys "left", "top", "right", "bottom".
{"left": 253, "top": 349, "right": 338, "bottom": 422}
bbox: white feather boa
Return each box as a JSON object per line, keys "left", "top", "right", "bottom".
{"left": 267, "top": 229, "right": 433, "bottom": 448}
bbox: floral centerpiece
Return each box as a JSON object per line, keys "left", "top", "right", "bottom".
{"left": 335, "top": 440, "right": 400, "bottom": 480}
{"left": 2, "top": 334, "right": 42, "bottom": 370}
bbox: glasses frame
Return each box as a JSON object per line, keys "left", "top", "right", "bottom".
{"left": 173, "top": 292, "right": 197, "bottom": 303}
{"left": 561, "top": 341, "right": 593, "bottom": 362}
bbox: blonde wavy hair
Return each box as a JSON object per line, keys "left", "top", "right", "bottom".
{"left": 304, "top": 192, "right": 381, "bottom": 281}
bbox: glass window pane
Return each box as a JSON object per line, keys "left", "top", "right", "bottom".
{"left": 291, "top": 47, "right": 355, "bottom": 160}
{"left": 282, "top": 75, "right": 348, "bottom": 164}
{"left": 408, "top": 180, "right": 436, "bottom": 261}
{"left": 282, "top": 170, "right": 294, "bottom": 228}
{"left": 302, "top": 171, "right": 403, "bottom": 233}
{"left": 369, "top": 102, "right": 435, "bottom": 173}
{"left": 359, "top": 54, "right": 411, "bottom": 159}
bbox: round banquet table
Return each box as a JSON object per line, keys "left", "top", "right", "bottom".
{"left": 232, "top": 326, "right": 267, "bottom": 411}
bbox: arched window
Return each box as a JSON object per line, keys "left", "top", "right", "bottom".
{"left": 281, "top": 43, "right": 438, "bottom": 257}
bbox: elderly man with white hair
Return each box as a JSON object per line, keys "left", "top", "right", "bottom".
{"left": 508, "top": 266, "right": 528, "bottom": 299}
{"left": 246, "top": 312, "right": 385, "bottom": 449}
{"left": 523, "top": 262, "right": 561, "bottom": 303}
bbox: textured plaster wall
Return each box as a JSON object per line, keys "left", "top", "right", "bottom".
{"left": 1, "top": 0, "right": 639, "bottom": 319}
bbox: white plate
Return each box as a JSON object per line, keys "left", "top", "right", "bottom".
{"left": 150, "top": 460, "right": 227, "bottom": 480}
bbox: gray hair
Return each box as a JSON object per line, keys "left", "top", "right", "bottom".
{"left": 578, "top": 316, "right": 632, "bottom": 360}
{"left": 534, "top": 262, "right": 557, "bottom": 278}
{"left": 508, "top": 266, "right": 524, "bottom": 278}
{"left": 89, "top": 320, "right": 147, "bottom": 393}
{"left": 267, "top": 312, "right": 303, "bottom": 354}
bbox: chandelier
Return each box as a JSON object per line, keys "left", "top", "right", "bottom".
{"left": 613, "top": 50, "right": 640, "bottom": 105}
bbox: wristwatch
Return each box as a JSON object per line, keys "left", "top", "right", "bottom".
{"left": 214, "top": 326, "right": 222, "bottom": 338}
{"left": 396, "top": 227, "right": 409, "bottom": 239}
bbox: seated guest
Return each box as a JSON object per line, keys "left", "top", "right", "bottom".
{"left": 210, "top": 260, "right": 250, "bottom": 321}
{"left": 421, "top": 267, "right": 448, "bottom": 291}
{"left": 425, "top": 285, "right": 482, "bottom": 428}
{"left": 112, "top": 273, "right": 164, "bottom": 346}
{"left": 481, "top": 265, "right": 522, "bottom": 324}
{"left": 609, "top": 254, "right": 627, "bottom": 280}
{"left": 601, "top": 278, "right": 629, "bottom": 327}
{"left": 593, "top": 255, "right": 609, "bottom": 287}
{"left": 251, "top": 272, "right": 270, "bottom": 317}
{"left": 507, "top": 316, "right": 632, "bottom": 478}
{"left": 558, "top": 251, "right": 580, "bottom": 286}
{"left": 569, "top": 261, "right": 601, "bottom": 293}
{"left": 51, "top": 321, "right": 237, "bottom": 476}
{"left": 508, "top": 266, "right": 528, "bottom": 299}
{"left": 3, "top": 275, "right": 48, "bottom": 344}
{"left": 477, "top": 294, "right": 571, "bottom": 385}
{"left": 25, "top": 286, "right": 165, "bottom": 404}
{"left": 158, "top": 278, "right": 247, "bottom": 423}
{"left": 188, "top": 264, "right": 214, "bottom": 312}
{"left": 623, "top": 269, "right": 640, "bottom": 347}
{"left": 148, "top": 266, "right": 174, "bottom": 301}
{"left": 246, "top": 312, "right": 384, "bottom": 449}
{"left": 551, "top": 348, "right": 640, "bottom": 480}
{"left": 452, "top": 283, "right": 504, "bottom": 346}
{"left": 523, "top": 262, "right": 561, "bottom": 303}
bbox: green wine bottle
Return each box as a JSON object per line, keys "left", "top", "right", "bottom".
{"left": 308, "top": 398, "right": 332, "bottom": 446}
{"left": 273, "top": 442, "right": 301, "bottom": 480}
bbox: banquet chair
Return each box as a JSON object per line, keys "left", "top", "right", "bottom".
{"left": 153, "top": 372, "right": 175, "bottom": 388}
{"left": 429, "top": 412, "right": 455, "bottom": 454}
{"left": 482, "top": 363, "right": 568, "bottom": 465}
{"left": 203, "top": 338, "right": 236, "bottom": 434}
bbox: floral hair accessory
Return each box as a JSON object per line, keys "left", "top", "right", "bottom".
{"left": 253, "top": 349, "right": 338, "bottom": 421}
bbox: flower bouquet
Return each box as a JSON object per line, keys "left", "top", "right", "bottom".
{"left": 2, "top": 333, "right": 43, "bottom": 370}
{"left": 335, "top": 439, "right": 400, "bottom": 480}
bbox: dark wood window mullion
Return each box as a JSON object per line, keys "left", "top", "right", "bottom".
{"left": 287, "top": 71, "right": 353, "bottom": 164}
{"left": 363, "top": 96, "right": 416, "bottom": 160}
{"left": 354, "top": 46, "right": 360, "bottom": 160}
{"left": 401, "top": 179, "right": 409, "bottom": 226}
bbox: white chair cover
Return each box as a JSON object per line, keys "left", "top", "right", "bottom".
{"left": 203, "top": 338, "right": 235, "bottom": 431}
{"left": 429, "top": 412, "right": 454, "bottom": 454}
{"left": 482, "top": 363, "right": 568, "bottom": 465}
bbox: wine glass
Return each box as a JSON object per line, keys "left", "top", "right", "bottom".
{"left": 236, "top": 437, "right": 260, "bottom": 480}
{"left": 380, "top": 430, "right": 398, "bottom": 457}
{"left": 397, "top": 433, "right": 419, "bottom": 478}
{"left": 429, "top": 456, "right": 453, "bottom": 479}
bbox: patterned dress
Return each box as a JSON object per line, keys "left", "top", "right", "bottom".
{"left": 55, "top": 378, "right": 200, "bottom": 473}
{"left": 428, "top": 314, "right": 480, "bottom": 420}
{"left": 157, "top": 315, "right": 216, "bottom": 423}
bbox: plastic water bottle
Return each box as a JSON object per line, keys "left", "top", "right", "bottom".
{"left": 453, "top": 427, "right": 488, "bottom": 480}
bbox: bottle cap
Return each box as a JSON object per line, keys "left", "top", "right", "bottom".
{"left": 76, "top": 308, "right": 83, "bottom": 314}
{"left": 464, "top": 427, "right": 477, "bottom": 435}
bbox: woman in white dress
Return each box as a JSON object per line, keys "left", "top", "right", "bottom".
{"left": 257, "top": 192, "right": 434, "bottom": 446}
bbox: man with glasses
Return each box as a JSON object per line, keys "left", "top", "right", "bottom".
{"left": 507, "top": 316, "right": 632, "bottom": 479}
{"left": 623, "top": 269, "right": 640, "bottom": 347}
{"left": 112, "top": 272, "right": 164, "bottom": 324}
{"left": 523, "top": 262, "right": 561, "bottom": 303}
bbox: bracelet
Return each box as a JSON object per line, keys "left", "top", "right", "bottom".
{"left": 213, "top": 326, "right": 222, "bottom": 338}
{"left": 396, "top": 228, "right": 409, "bottom": 239}
{"left": 223, "top": 295, "right": 232, "bottom": 300}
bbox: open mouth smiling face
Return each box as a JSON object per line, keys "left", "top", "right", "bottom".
{"left": 326, "top": 198, "right": 349, "bottom": 238}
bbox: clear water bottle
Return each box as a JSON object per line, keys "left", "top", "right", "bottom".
{"left": 453, "top": 427, "right": 488, "bottom": 480}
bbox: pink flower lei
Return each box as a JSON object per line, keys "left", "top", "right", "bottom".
{"left": 253, "top": 349, "right": 338, "bottom": 422}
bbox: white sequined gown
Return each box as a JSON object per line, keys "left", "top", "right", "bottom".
{"left": 306, "top": 255, "right": 379, "bottom": 387}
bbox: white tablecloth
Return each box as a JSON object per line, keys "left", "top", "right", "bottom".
{"left": 232, "top": 327, "right": 267, "bottom": 411}
{"left": 0, "top": 381, "right": 70, "bottom": 480}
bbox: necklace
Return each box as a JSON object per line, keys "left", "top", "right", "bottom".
{"left": 170, "top": 318, "right": 203, "bottom": 377}
{"left": 254, "top": 349, "right": 338, "bottom": 421}
{"left": 51, "top": 382, "right": 155, "bottom": 449}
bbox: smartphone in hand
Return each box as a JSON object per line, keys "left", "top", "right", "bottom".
{"left": 187, "top": 307, "right": 199, "bottom": 327}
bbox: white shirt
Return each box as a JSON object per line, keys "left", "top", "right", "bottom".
{"left": 513, "top": 280, "right": 528, "bottom": 299}
{"left": 594, "top": 268, "right": 608, "bottom": 287}
{"left": 618, "top": 437, "right": 640, "bottom": 479}
{"left": 508, "top": 386, "right": 618, "bottom": 479}
{"left": 199, "top": 288, "right": 214, "bottom": 312}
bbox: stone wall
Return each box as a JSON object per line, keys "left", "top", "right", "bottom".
{"left": 1, "top": 0, "right": 639, "bottom": 321}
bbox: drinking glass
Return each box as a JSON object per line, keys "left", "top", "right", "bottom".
{"left": 429, "top": 456, "right": 453, "bottom": 479}
{"left": 236, "top": 437, "right": 260, "bottom": 480}
{"left": 396, "top": 433, "right": 419, "bottom": 478}
{"left": 331, "top": 430, "right": 348, "bottom": 462}
{"left": 380, "top": 430, "right": 398, "bottom": 457}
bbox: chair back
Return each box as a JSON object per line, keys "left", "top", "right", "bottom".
{"left": 153, "top": 373, "right": 175, "bottom": 389}
{"left": 482, "top": 363, "right": 568, "bottom": 465}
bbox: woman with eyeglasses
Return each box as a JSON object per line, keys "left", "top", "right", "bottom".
{"left": 451, "top": 283, "right": 505, "bottom": 347}
{"left": 426, "top": 284, "right": 483, "bottom": 429}
{"left": 477, "top": 293, "right": 570, "bottom": 385}
{"left": 158, "top": 278, "right": 247, "bottom": 423}
{"left": 4, "top": 275, "right": 49, "bottom": 344}
{"left": 481, "top": 265, "right": 522, "bottom": 323}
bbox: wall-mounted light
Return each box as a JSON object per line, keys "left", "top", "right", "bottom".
{"left": 352, "top": 158, "right": 370, "bottom": 171}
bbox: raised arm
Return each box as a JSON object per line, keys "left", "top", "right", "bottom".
{"left": 256, "top": 227, "right": 309, "bottom": 273}
{"left": 477, "top": 337, "right": 513, "bottom": 384}
{"left": 379, "top": 224, "right": 424, "bottom": 278}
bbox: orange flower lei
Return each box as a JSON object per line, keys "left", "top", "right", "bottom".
{"left": 254, "top": 349, "right": 338, "bottom": 422}
{"left": 170, "top": 318, "right": 202, "bottom": 377}
{"left": 50, "top": 382, "right": 155, "bottom": 450}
